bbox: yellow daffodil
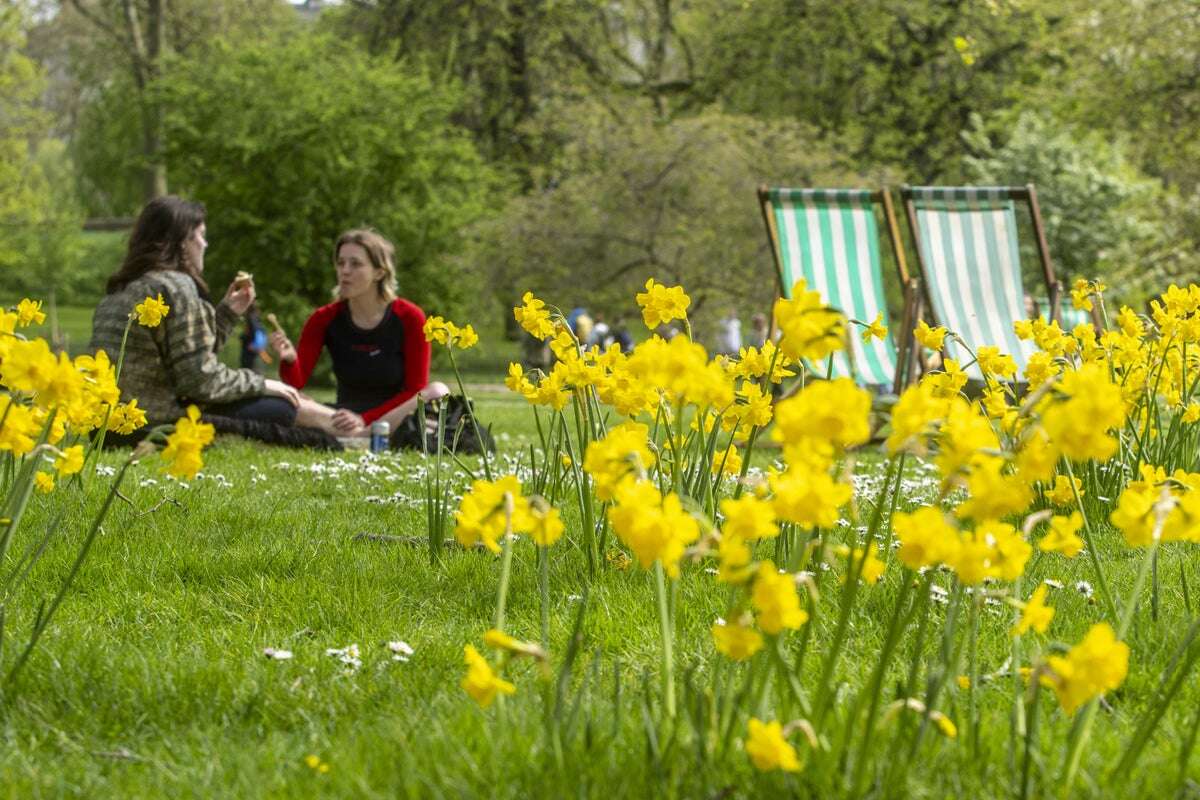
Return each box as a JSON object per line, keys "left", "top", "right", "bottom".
{"left": 745, "top": 719, "right": 800, "bottom": 772}
{"left": 861, "top": 312, "right": 888, "bottom": 343}
{"left": 635, "top": 278, "right": 690, "bottom": 329}
{"left": 160, "top": 405, "right": 215, "bottom": 480}
{"left": 513, "top": 292, "right": 556, "bottom": 340}
{"left": 1012, "top": 584, "right": 1055, "bottom": 636}
{"left": 34, "top": 471, "right": 54, "bottom": 494}
{"left": 1042, "top": 623, "right": 1129, "bottom": 714}
{"left": 461, "top": 644, "right": 515, "bottom": 708}
{"left": 1040, "top": 512, "right": 1085, "bottom": 557}
{"left": 711, "top": 619, "right": 764, "bottom": 661}
{"left": 134, "top": 294, "right": 170, "bottom": 327}
{"left": 54, "top": 444, "right": 85, "bottom": 476}
{"left": 16, "top": 298, "right": 45, "bottom": 327}
{"left": 914, "top": 320, "right": 947, "bottom": 351}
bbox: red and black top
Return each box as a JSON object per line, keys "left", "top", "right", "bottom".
{"left": 279, "top": 298, "right": 431, "bottom": 424}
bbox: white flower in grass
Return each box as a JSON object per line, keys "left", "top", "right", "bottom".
{"left": 1074, "top": 581, "right": 1094, "bottom": 598}
{"left": 263, "top": 648, "right": 293, "bottom": 660}
{"left": 325, "top": 644, "right": 362, "bottom": 671}
{"left": 387, "top": 641, "right": 414, "bottom": 662}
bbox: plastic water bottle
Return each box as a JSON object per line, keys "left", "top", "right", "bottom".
{"left": 370, "top": 420, "right": 390, "bottom": 453}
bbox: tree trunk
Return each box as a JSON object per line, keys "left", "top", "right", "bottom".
{"left": 143, "top": 0, "right": 167, "bottom": 199}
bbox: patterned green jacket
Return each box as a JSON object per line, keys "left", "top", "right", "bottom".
{"left": 90, "top": 270, "right": 266, "bottom": 424}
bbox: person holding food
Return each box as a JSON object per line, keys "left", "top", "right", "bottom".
{"left": 90, "top": 195, "right": 352, "bottom": 444}
{"left": 268, "top": 228, "right": 449, "bottom": 438}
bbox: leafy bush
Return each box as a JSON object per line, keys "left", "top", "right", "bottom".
{"left": 158, "top": 32, "right": 495, "bottom": 331}
{"left": 962, "top": 112, "right": 1200, "bottom": 302}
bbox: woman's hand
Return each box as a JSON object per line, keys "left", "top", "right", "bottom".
{"left": 263, "top": 378, "right": 301, "bottom": 408}
{"left": 331, "top": 409, "right": 366, "bottom": 435}
{"left": 269, "top": 330, "right": 297, "bottom": 363}
{"left": 223, "top": 278, "right": 256, "bottom": 316}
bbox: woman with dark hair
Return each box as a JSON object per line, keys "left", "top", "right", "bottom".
{"left": 90, "top": 195, "right": 352, "bottom": 444}
{"left": 268, "top": 228, "right": 448, "bottom": 436}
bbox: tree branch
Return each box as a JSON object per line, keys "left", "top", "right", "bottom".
{"left": 67, "top": 0, "right": 124, "bottom": 44}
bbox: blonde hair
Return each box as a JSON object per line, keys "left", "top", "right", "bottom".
{"left": 332, "top": 228, "right": 398, "bottom": 301}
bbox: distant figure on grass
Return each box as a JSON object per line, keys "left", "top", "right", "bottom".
{"left": 268, "top": 228, "right": 449, "bottom": 440}
{"left": 568, "top": 306, "right": 594, "bottom": 346}
{"left": 716, "top": 309, "right": 742, "bottom": 356}
{"left": 749, "top": 313, "right": 769, "bottom": 348}
{"left": 90, "top": 196, "right": 343, "bottom": 448}
{"left": 654, "top": 322, "right": 680, "bottom": 340}
{"left": 611, "top": 318, "right": 634, "bottom": 353}
{"left": 589, "top": 312, "right": 611, "bottom": 348}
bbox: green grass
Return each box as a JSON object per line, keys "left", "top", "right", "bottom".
{"left": 0, "top": 390, "right": 1198, "bottom": 798}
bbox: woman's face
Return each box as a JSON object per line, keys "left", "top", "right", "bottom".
{"left": 184, "top": 223, "right": 207, "bottom": 273}
{"left": 336, "top": 242, "right": 382, "bottom": 301}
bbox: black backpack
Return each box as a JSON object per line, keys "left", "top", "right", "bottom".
{"left": 389, "top": 394, "right": 496, "bottom": 455}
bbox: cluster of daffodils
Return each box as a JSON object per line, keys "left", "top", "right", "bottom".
{"left": 450, "top": 275, "right": 1200, "bottom": 789}
{"left": 453, "top": 474, "right": 563, "bottom": 553}
{"left": 0, "top": 300, "right": 138, "bottom": 484}
{"left": 0, "top": 294, "right": 220, "bottom": 482}
{"left": 423, "top": 316, "right": 478, "bottom": 349}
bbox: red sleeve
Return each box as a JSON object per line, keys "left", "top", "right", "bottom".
{"left": 359, "top": 299, "right": 431, "bottom": 424}
{"left": 279, "top": 303, "right": 341, "bottom": 389}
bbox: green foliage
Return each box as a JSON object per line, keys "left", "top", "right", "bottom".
{"left": 70, "top": 75, "right": 146, "bottom": 217}
{"left": 0, "top": 6, "right": 85, "bottom": 298}
{"left": 157, "top": 32, "right": 495, "bottom": 328}
{"left": 962, "top": 112, "right": 1175, "bottom": 288}
{"left": 696, "top": 0, "right": 1057, "bottom": 178}
{"left": 470, "top": 100, "right": 890, "bottom": 335}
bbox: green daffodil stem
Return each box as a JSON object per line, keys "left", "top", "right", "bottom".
{"left": 1062, "top": 459, "right": 1118, "bottom": 623}
{"left": 847, "top": 570, "right": 917, "bottom": 794}
{"left": 445, "top": 346, "right": 492, "bottom": 481}
{"left": 493, "top": 498, "right": 517, "bottom": 632}
{"left": 654, "top": 561, "right": 676, "bottom": 719}
{"left": 1020, "top": 676, "right": 1043, "bottom": 800}
{"left": 1061, "top": 538, "right": 1160, "bottom": 796}
{"left": 815, "top": 456, "right": 900, "bottom": 724}
{"left": 88, "top": 316, "right": 136, "bottom": 471}
{"left": 4, "top": 456, "right": 132, "bottom": 690}
{"left": 539, "top": 545, "right": 550, "bottom": 648}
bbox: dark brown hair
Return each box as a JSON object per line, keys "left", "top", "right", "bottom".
{"left": 106, "top": 196, "right": 208, "bottom": 294}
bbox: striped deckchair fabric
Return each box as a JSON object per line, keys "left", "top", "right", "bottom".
{"left": 902, "top": 186, "right": 1060, "bottom": 380}
{"left": 759, "top": 188, "right": 911, "bottom": 389}
{"left": 1035, "top": 298, "right": 1093, "bottom": 330}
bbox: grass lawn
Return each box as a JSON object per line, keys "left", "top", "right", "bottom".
{"left": 0, "top": 384, "right": 1198, "bottom": 798}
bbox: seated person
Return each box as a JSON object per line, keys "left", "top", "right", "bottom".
{"left": 268, "top": 228, "right": 449, "bottom": 437}
{"left": 91, "top": 195, "right": 351, "bottom": 446}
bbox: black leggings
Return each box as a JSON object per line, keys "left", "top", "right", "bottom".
{"left": 204, "top": 396, "right": 297, "bottom": 426}
{"left": 102, "top": 395, "right": 339, "bottom": 450}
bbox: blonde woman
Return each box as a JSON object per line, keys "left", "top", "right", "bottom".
{"left": 270, "top": 229, "right": 449, "bottom": 437}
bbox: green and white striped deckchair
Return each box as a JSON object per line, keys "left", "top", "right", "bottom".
{"left": 1035, "top": 298, "right": 1093, "bottom": 330}
{"left": 901, "top": 185, "right": 1062, "bottom": 380}
{"left": 758, "top": 187, "right": 918, "bottom": 392}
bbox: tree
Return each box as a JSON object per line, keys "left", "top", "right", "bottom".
{"left": 327, "top": 1, "right": 710, "bottom": 186}
{"left": 0, "top": 4, "right": 83, "bottom": 294}
{"left": 962, "top": 112, "right": 1181, "bottom": 296}
{"left": 469, "top": 99, "right": 886, "bottom": 337}
{"left": 52, "top": 0, "right": 297, "bottom": 207}
{"left": 158, "top": 32, "right": 494, "bottom": 326}
{"left": 694, "top": 0, "right": 1060, "bottom": 179}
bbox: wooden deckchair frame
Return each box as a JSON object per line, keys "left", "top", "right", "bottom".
{"left": 757, "top": 185, "right": 922, "bottom": 394}
{"left": 900, "top": 183, "right": 1063, "bottom": 335}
